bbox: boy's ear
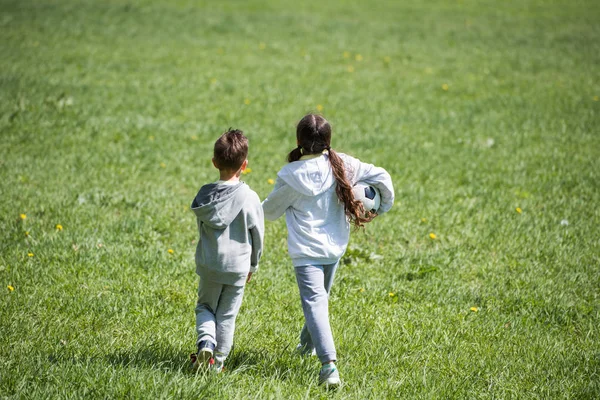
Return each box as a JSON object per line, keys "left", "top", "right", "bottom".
{"left": 240, "top": 159, "right": 248, "bottom": 171}
{"left": 212, "top": 158, "right": 219, "bottom": 169}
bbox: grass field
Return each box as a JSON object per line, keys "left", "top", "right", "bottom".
{"left": 1, "top": 0, "right": 599, "bottom": 398}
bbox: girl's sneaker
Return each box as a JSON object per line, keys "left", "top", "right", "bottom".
{"left": 318, "top": 363, "right": 341, "bottom": 388}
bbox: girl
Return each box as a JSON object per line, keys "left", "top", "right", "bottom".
{"left": 262, "top": 114, "right": 394, "bottom": 388}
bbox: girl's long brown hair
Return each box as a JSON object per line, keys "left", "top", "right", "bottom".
{"left": 287, "top": 114, "right": 374, "bottom": 228}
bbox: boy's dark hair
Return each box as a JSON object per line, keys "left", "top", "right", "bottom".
{"left": 213, "top": 129, "right": 248, "bottom": 171}
{"left": 287, "top": 114, "right": 374, "bottom": 228}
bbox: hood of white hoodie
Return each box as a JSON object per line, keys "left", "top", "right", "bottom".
{"left": 277, "top": 154, "right": 336, "bottom": 196}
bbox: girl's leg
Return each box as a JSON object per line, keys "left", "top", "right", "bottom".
{"left": 295, "top": 264, "right": 338, "bottom": 364}
{"left": 298, "top": 262, "right": 339, "bottom": 353}
{"left": 214, "top": 284, "right": 246, "bottom": 365}
{"left": 195, "top": 278, "right": 223, "bottom": 347}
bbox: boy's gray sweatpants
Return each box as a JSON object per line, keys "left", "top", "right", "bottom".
{"left": 195, "top": 278, "right": 245, "bottom": 364}
{"left": 295, "top": 262, "right": 339, "bottom": 364}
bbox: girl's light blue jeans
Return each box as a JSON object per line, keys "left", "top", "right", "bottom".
{"left": 294, "top": 262, "right": 339, "bottom": 364}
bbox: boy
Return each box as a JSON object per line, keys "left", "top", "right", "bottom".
{"left": 190, "top": 129, "right": 264, "bottom": 372}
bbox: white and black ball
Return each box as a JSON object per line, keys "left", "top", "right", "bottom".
{"left": 352, "top": 182, "right": 381, "bottom": 214}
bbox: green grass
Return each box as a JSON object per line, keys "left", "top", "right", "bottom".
{"left": 1, "top": 0, "right": 599, "bottom": 398}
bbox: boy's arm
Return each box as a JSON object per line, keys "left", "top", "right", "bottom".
{"left": 262, "top": 177, "right": 296, "bottom": 220}
{"left": 343, "top": 154, "right": 395, "bottom": 214}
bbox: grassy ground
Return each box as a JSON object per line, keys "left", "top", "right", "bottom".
{"left": 1, "top": 0, "right": 599, "bottom": 398}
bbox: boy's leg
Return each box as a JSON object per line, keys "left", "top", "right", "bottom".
{"left": 195, "top": 277, "right": 223, "bottom": 348}
{"left": 298, "top": 262, "right": 338, "bottom": 354}
{"left": 213, "top": 284, "right": 246, "bottom": 365}
{"left": 295, "top": 264, "right": 338, "bottom": 364}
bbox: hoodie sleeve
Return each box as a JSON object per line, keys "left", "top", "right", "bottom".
{"left": 262, "top": 177, "right": 298, "bottom": 221}
{"left": 247, "top": 191, "right": 264, "bottom": 273}
{"left": 343, "top": 154, "right": 395, "bottom": 214}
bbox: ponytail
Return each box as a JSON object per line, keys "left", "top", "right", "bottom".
{"left": 287, "top": 146, "right": 303, "bottom": 163}
{"left": 328, "top": 149, "right": 375, "bottom": 228}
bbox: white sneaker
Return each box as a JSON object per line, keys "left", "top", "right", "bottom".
{"left": 318, "top": 363, "right": 341, "bottom": 388}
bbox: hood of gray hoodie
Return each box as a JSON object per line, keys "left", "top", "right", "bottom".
{"left": 277, "top": 154, "right": 336, "bottom": 197}
{"left": 191, "top": 182, "right": 250, "bottom": 229}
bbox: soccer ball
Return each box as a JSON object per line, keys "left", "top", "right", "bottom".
{"left": 352, "top": 182, "right": 381, "bottom": 214}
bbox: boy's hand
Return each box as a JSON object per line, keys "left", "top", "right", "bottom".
{"left": 246, "top": 272, "right": 253, "bottom": 283}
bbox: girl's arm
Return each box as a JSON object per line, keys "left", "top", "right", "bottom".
{"left": 342, "top": 154, "right": 395, "bottom": 214}
{"left": 249, "top": 192, "right": 264, "bottom": 273}
{"left": 262, "top": 178, "right": 296, "bottom": 221}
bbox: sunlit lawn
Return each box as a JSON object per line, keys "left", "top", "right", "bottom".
{"left": 1, "top": 0, "right": 599, "bottom": 398}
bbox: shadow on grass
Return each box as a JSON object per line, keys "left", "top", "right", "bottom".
{"left": 46, "top": 345, "right": 191, "bottom": 374}
{"left": 103, "top": 344, "right": 302, "bottom": 376}
{"left": 105, "top": 345, "right": 192, "bottom": 373}
{"left": 53, "top": 341, "right": 317, "bottom": 386}
{"left": 225, "top": 344, "right": 317, "bottom": 383}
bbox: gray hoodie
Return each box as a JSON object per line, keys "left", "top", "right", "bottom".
{"left": 191, "top": 181, "right": 264, "bottom": 286}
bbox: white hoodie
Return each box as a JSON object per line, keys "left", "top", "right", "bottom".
{"left": 262, "top": 152, "right": 394, "bottom": 267}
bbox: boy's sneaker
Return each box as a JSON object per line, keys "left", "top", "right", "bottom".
{"left": 318, "top": 363, "right": 341, "bottom": 389}
{"left": 210, "top": 358, "right": 224, "bottom": 374}
{"left": 295, "top": 343, "right": 317, "bottom": 357}
{"left": 191, "top": 340, "right": 215, "bottom": 371}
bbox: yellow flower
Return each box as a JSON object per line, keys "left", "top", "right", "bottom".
{"left": 149, "top": 136, "right": 155, "bottom": 141}
{"left": 383, "top": 56, "right": 391, "bottom": 63}
{"left": 516, "top": 207, "right": 522, "bottom": 214}
{"left": 8, "top": 285, "right": 14, "bottom": 291}
{"left": 421, "top": 218, "right": 427, "bottom": 223}
{"left": 429, "top": 233, "right": 437, "bottom": 240}
{"left": 20, "top": 214, "right": 27, "bottom": 220}
{"left": 259, "top": 42, "right": 266, "bottom": 50}
{"left": 388, "top": 292, "right": 395, "bottom": 297}
{"left": 316, "top": 104, "right": 323, "bottom": 112}
{"left": 210, "top": 78, "right": 217, "bottom": 85}
{"left": 343, "top": 51, "right": 351, "bottom": 59}
{"left": 594, "top": 96, "right": 599, "bottom": 101}
{"left": 355, "top": 54, "right": 363, "bottom": 62}
{"left": 359, "top": 288, "right": 365, "bottom": 293}
{"left": 160, "top": 162, "right": 166, "bottom": 168}
{"left": 347, "top": 66, "right": 354, "bottom": 73}
{"left": 470, "top": 307, "right": 479, "bottom": 312}
{"left": 267, "top": 178, "right": 275, "bottom": 185}
{"left": 244, "top": 98, "right": 251, "bottom": 105}
{"left": 27, "top": 252, "right": 34, "bottom": 257}
{"left": 24, "top": 231, "right": 29, "bottom": 237}
{"left": 168, "top": 249, "right": 174, "bottom": 254}
{"left": 242, "top": 168, "right": 252, "bottom": 175}
{"left": 55, "top": 224, "right": 63, "bottom": 231}
{"left": 442, "top": 83, "right": 449, "bottom": 91}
